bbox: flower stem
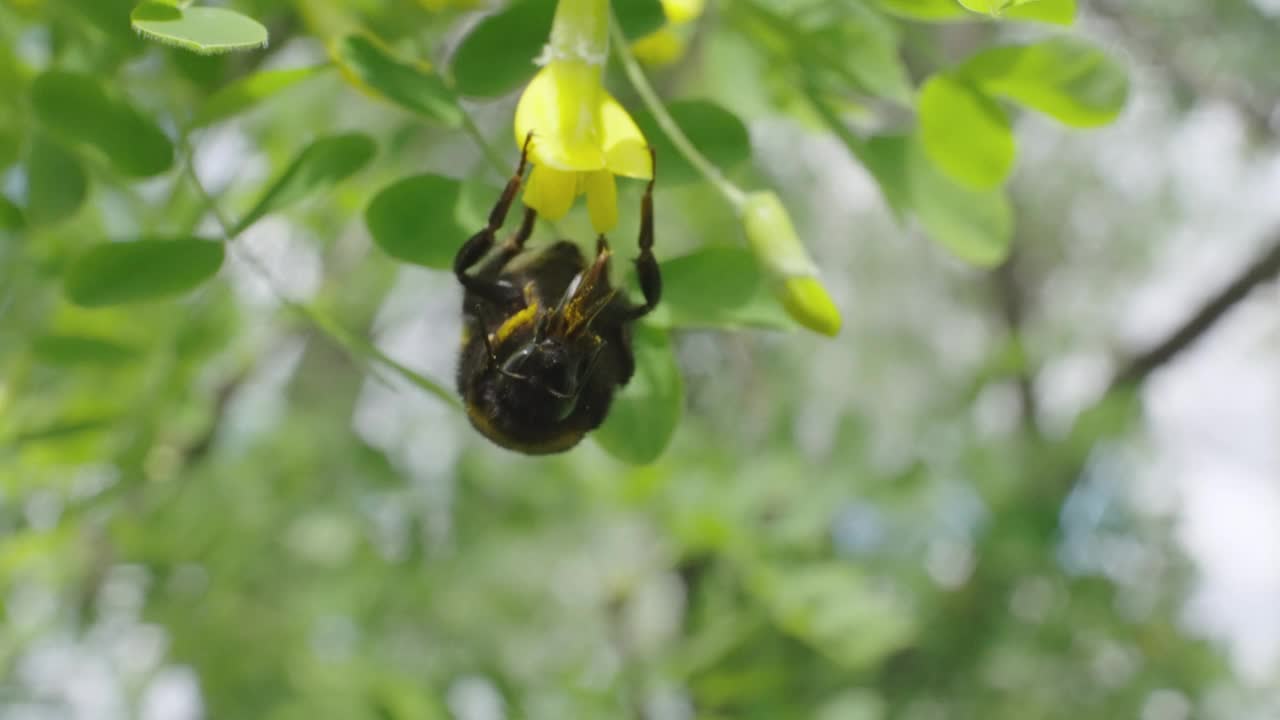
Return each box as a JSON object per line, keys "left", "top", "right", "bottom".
{"left": 609, "top": 15, "right": 747, "bottom": 210}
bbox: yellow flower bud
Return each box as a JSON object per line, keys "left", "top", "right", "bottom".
{"left": 741, "top": 191, "right": 842, "bottom": 337}
{"left": 631, "top": 0, "right": 707, "bottom": 67}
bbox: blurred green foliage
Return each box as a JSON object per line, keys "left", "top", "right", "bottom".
{"left": 0, "top": 0, "right": 1263, "bottom": 717}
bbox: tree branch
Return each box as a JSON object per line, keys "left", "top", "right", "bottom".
{"left": 1090, "top": 1, "right": 1280, "bottom": 387}
{"left": 1112, "top": 233, "right": 1280, "bottom": 387}
{"left": 991, "top": 253, "right": 1041, "bottom": 432}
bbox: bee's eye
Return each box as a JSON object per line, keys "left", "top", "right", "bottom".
{"left": 500, "top": 346, "right": 534, "bottom": 379}
{"left": 547, "top": 364, "right": 576, "bottom": 396}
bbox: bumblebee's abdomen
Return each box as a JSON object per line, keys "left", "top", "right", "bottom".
{"left": 463, "top": 401, "right": 586, "bottom": 455}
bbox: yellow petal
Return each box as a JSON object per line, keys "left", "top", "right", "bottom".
{"left": 583, "top": 170, "right": 618, "bottom": 233}
{"left": 523, "top": 164, "right": 581, "bottom": 220}
{"left": 632, "top": 27, "right": 686, "bottom": 67}
{"left": 514, "top": 62, "right": 606, "bottom": 172}
{"left": 601, "top": 93, "right": 651, "bottom": 179}
{"left": 661, "top": 0, "right": 705, "bottom": 24}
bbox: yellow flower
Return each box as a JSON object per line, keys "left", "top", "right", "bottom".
{"left": 514, "top": 0, "right": 651, "bottom": 233}
{"left": 632, "top": 0, "right": 707, "bottom": 67}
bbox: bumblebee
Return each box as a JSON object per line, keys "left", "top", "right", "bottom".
{"left": 453, "top": 139, "right": 662, "bottom": 454}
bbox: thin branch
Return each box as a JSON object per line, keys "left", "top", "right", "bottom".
{"left": 610, "top": 14, "right": 747, "bottom": 210}
{"left": 180, "top": 138, "right": 461, "bottom": 410}
{"left": 1090, "top": 1, "right": 1280, "bottom": 387}
{"left": 991, "top": 255, "right": 1040, "bottom": 433}
{"left": 1113, "top": 234, "right": 1280, "bottom": 387}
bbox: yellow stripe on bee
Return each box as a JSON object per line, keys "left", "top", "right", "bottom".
{"left": 493, "top": 300, "right": 539, "bottom": 346}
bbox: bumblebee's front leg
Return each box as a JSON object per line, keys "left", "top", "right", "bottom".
{"left": 625, "top": 155, "right": 662, "bottom": 320}
{"left": 454, "top": 134, "right": 536, "bottom": 304}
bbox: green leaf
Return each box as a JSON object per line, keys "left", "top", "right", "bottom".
{"left": 451, "top": 0, "right": 555, "bottom": 98}
{"left": 26, "top": 135, "right": 88, "bottom": 226}
{"left": 32, "top": 335, "right": 139, "bottom": 367}
{"left": 957, "top": 0, "right": 1003, "bottom": 13}
{"left": 0, "top": 195, "right": 24, "bottom": 231}
{"left": 633, "top": 101, "right": 751, "bottom": 185}
{"left": 234, "top": 133, "right": 377, "bottom": 234}
{"left": 366, "top": 174, "right": 470, "bottom": 269}
{"left": 594, "top": 325, "right": 683, "bottom": 465}
{"left": 959, "top": 38, "right": 1129, "bottom": 127}
{"left": 63, "top": 0, "right": 148, "bottom": 48}
{"left": 645, "top": 247, "right": 794, "bottom": 330}
{"left": 749, "top": 563, "right": 916, "bottom": 671}
{"left": 1004, "top": 0, "right": 1075, "bottom": 24}
{"left": 31, "top": 71, "right": 173, "bottom": 178}
{"left": 877, "top": 0, "right": 1074, "bottom": 24}
{"left": 918, "top": 74, "right": 1015, "bottom": 190}
{"left": 875, "top": 0, "right": 968, "bottom": 21}
{"left": 863, "top": 135, "right": 1012, "bottom": 266}
{"left": 65, "top": 238, "right": 225, "bottom": 307}
{"left": 615, "top": 0, "right": 668, "bottom": 40}
{"left": 829, "top": 5, "right": 912, "bottom": 103}
{"left": 131, "top": 3, "right": 269, "bottom": 55}
{"left": 191, "top": 66, "right": 328, "bottom": 129}
{"left": 0, "top": 124, "right": 21, "bottom": 170}
{"left": 332, "top": 34, "right": 463, "bottom": 126}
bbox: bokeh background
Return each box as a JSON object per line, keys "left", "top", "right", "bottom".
{"left": 3, "top": 0, "right": 1280, "bottom": 718}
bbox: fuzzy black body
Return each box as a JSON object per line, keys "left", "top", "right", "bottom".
{"left": 457, "top": 241, "right": 637, "bottom": 454}
{"left": 451, "top": 139, "right": 661, "bottom": 454}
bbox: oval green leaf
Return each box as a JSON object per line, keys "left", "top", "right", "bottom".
{"left": 451, "top": 0, "right": 555, "bottom": 98}
{"left": 366, "top": 174, "right": 469, "bottom": 269}
{"left": 0, "top": 124, "right": 21, "bottom": 170}
{"left": 862, "top": 135, "right": 1012, "bottom": 267}
{"left": 131, "top": 3, "right": 269, "bottom": 55}
{"left": 1004, "top": 0, "right": 1075, "bottom": 24}
{"left": 31, "top": 71, "right": 173, "bottom": 178}
{"left": 615, "top": 0, "right": 667, "bottom": 40}
{"left": 876, "top": 0, "right": 967, "bottom": 21}
{"left": 191, "top": 65, "right": 327, "bottom": 129}
{"left": 32, "top": 335, "right": 140, "bottom": 367}
{"left": 0, "top": 195, "right": 24, "bottom": 231}
{"left": 594, "top": 325, "right": 683, "bottom": 465}
{"left": 65, "top": 238, "right": 225, "bottom": 307}
{"left": 633, "top": 100, "right": 751, "bottom": 185}
{"left": 918, "top": 74, "right": 1015, "bottom": 190}
{"left": 332, "top": 34, "right": 462, "bottom": 127}
{"left": 26, "top": 135, "right": 88, "bottom": 226}
{"left": 878, "top": 0, "right": 1073, "bottom": 24}
{"left": 645, "top": 247, "right": 793, "bottom": 330}
{"left": 234, "top": 133, "right": 377, "bottom": 235}
{"left": 957, "top": 0, "right": 1003, "bottom": 13}
{"left": 960, "top": 38, "right": 1129, "bottom": 127}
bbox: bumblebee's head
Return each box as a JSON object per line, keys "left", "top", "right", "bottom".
{"left": 493, "top": 338, "right": 592, "bottom": 422}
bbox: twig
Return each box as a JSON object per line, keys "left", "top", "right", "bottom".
{"left": 992, "top": 254, "right": 1040, "bottom": 432}
{"left": 179, "top": 137, "right": 461, "bottom": 409}
{"left": 1113, "top": 235, "right": 1280, "bottom": 387}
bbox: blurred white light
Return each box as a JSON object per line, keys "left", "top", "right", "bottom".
{"left": 1141, "top": 689, "right": 1192, "bottom": 720}
{"left": 141, "top": 666, "right": 203, "bottom": 720}
{"left": 447, "top": 676, "right": 506, "bottom": 720}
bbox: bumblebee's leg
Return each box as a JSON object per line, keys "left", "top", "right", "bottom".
{"left": 454, "top": 134, "right": 534, "bottom": 303}
{"left": 625, "top": 155, "right": 661, "bottom": 320}
{"left": 490, "top": 206, "right": 538, "bottom": 269}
